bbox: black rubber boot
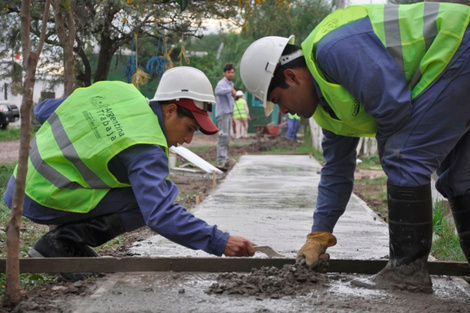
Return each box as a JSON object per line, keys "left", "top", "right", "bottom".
{"left": 449, "top": 194, "right": 470, "bottom": 263}
{"left": 352, "top": 183, "right": 433, "bottom": 293}
{"left": 28, "top": 214, "right": 126, "bottom": 281}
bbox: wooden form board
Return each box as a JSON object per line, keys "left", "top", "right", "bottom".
{"left": 0, "top": 258, "right": 469, "bottom": 276}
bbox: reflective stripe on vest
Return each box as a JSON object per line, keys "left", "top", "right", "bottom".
{"left": 302, "top": 2, "right": 470, "bottom": 137}
{"left": 22, "top": 81, "right": 168, "bottom": 213}
{"left": 30, "top": 112, "right": 109, "bottom": 189}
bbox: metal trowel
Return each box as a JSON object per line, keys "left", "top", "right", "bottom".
{"left": 253, "top": 245, "right": 285, "bottom": 258}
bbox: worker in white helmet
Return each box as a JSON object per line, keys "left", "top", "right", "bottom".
{"left": 3, "top": 66, "right": 255, "bottom": 281}
{"left": 240, "top": 2, "right": 470, "bottom": 293}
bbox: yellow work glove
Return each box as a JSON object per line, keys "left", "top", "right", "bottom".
{"left": 296, "top": 231, "right": 337, "bottom": 272}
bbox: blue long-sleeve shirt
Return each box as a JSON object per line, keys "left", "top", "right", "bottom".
{"left": 214, "top": 77, "right": 234, "bottom": 118}
{"left": 6, "top": 97, "right": 229, "bottom": 255}
{"left": 311, "top": 17, "right": 414, "bottom": 233}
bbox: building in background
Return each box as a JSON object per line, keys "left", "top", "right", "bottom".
{"left": 0, "top": 54, "right": 64, "bottom": 128}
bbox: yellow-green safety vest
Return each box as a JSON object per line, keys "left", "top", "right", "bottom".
{"left": 302, "top": 2, "right": 470, "bottom": 137}
{"left": 233, "top": 98, "right": 248, "bottom": 119}
{"left": 19, "top": 81, "right": 168, "bottom": 213}
{"left": 288, "top": 113, "right": 300, "bottom": 120}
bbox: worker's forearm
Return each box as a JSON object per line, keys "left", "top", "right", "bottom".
{"left": 313, "top": 130, "right": 358, "bottom": 232}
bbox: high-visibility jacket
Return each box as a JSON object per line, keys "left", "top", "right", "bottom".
{"left": 233, "top": 98, "right": 248, "bottom": 119}
{"left": 302, "top": 2, "right": 470, "bottom": 137}
{"left": 288, "top": 113, "right": 300, "bottom": 120}
{"left": 19, "top": 81, "right": 168, "bottom": 213}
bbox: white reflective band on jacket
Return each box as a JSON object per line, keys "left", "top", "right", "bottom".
{"left": 302, "top": 2, "right": 470, "bottom": 137}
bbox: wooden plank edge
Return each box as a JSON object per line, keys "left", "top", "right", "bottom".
{"left": 0, "top": 258, "right": 468, "bottom": 276}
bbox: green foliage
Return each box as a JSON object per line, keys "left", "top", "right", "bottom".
{"left": 0, "top": 273, "right": 52, "bottom": 302}
{"left": 163, "top": 0, "right": 189, "bottom": 11}
{"left": 0, "top": 273, "right": 53, "bottom": 303}
{"left": 241, "top": 0, "right": 332, "bottom": 41}
{"left": 0, "top": 164, "right": 15, "bottom": 192}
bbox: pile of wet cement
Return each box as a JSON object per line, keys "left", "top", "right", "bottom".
{"left": 205, "top": 264, "right": 332, "bottom": 299}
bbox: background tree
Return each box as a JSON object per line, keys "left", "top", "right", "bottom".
{"left": 185, "top": 0, "right": 332, "bottom": 90}
{"left": 4, "top": 0, "right": 50, "bottom": 307}
{"left": 0, "top": 0, "right": 242, "bottom": 90}
{"left": 0, "top": 0, "right": 333, "bottom": 104}
{"left": 51, "top": 0, "right": 76, "bottom": 96}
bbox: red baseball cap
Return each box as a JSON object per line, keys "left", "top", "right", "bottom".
{"left": 174, "top": 99, "right": 218, "bottom": 135}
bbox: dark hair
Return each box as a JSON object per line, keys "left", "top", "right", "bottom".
{"left": 268, "top": 44, "right": 307, "bottom": 95}
{"left": 223, "top": 63, "right": 235, "bottom": 72}
{"left": 159, "top": 101, "right": 194, "bottom": 119}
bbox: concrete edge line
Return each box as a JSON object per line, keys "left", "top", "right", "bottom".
{"left": 451, "top": 276, "right": 470, "bottom": 297}
{"left": 350, "top": 193, "right": 388, "bottom": 228}
{"left": 71, "top": 273, "right": 120, "bottom": 313}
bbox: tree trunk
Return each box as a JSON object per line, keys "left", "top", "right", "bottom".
{"left": 76, "top": 38, "right": 92, "bottom": 87}
{"left": 52, "top": 0, "right": 76, "bottom": 96}
{"left": 3, "top": 0, "right": 50, "bottom": 308}
{"left": 93, "top": 6, "right": 121, "bottom": 82}
{"left": 93, "top": 37, "right": 117, "bottom": 82}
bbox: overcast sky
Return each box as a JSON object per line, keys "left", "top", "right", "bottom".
{"left": 201, "top": 0, "right": 389, "bottom": 35}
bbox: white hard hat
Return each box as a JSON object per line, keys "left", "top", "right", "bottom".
{"left": 240, "top": 35, "right": 295, "bottom": 116}
{"left": 152, "top": 66, "right": 218, "bottom": 135}
{"left": 152, "top": 66, "right": 216, "bottom": 104}
{"left": 235, "top": 90, "right": 244, "bottom": 97}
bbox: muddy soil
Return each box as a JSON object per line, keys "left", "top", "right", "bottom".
{"left": 202, "top": 265, "right": 470, "bottom": 312}
{"left": 206, "top": 264, "right": 330, "bottom": 299}
{"left": 0, "top": 140, "right": 19, "bottom": 164}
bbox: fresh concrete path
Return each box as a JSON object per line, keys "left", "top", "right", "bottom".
{"left": 130, "top": 154, "right": 389, "bottom": 260}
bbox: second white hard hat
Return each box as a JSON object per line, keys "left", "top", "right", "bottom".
{"left": 152, "top": 66, "right": 216, "bottom": 104}
{"left": 240, "top": 35, "right": 295, "bottom": 116}
{"left": 152, "top": 66, "right": 218, "bottom": 135}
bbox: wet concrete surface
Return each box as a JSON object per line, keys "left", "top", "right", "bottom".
{"left": 66, "top": 155, "right": 470, "bottom": 312}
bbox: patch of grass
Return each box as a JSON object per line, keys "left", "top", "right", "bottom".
{"left": 0, "top": 163, "right": 53, "bottom": 300}
{"left": 357, "top": 155, "right": 382, "bottom": 170}
{"left": 0, "top": 273, "right": 53, "bottom": 299}
{"left": 0, "top": 164, "right": 16, "bottom": 189}
{"left": 0, "top": 127, "right": 38, "bottom": 142}
{"left": 262, "top": 141, "right": 315, "bottom": 155}
{"left": 183, "top": 145, "right": 214, "bottom": 156}
{"left": 353, "top": 176, "right": 388, "bottom": 220}
{"left": 431, "top": 200, "right": 466, "bottom": 262}
{"left": 355, "top": 178, "right": 466, "bottom": 262}
{"left": 0, "top": 128, "right": 21, "bottom": 141}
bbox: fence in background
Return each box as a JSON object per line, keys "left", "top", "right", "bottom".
{"left": 308, "top": 118, "right": 378, "bottom": 158}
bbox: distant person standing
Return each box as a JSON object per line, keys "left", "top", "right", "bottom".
{"left": 233, "top": 90, "right": 250, "bottom": 139}
{"left": 215, "top": 63, "right": 236, "bottom": 168}
{"left": 286, "top": 113, "right": 300, "bottom": 141}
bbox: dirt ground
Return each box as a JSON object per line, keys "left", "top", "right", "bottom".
{"left": 0, "top": 140, "right": 20, "bottom": 164}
